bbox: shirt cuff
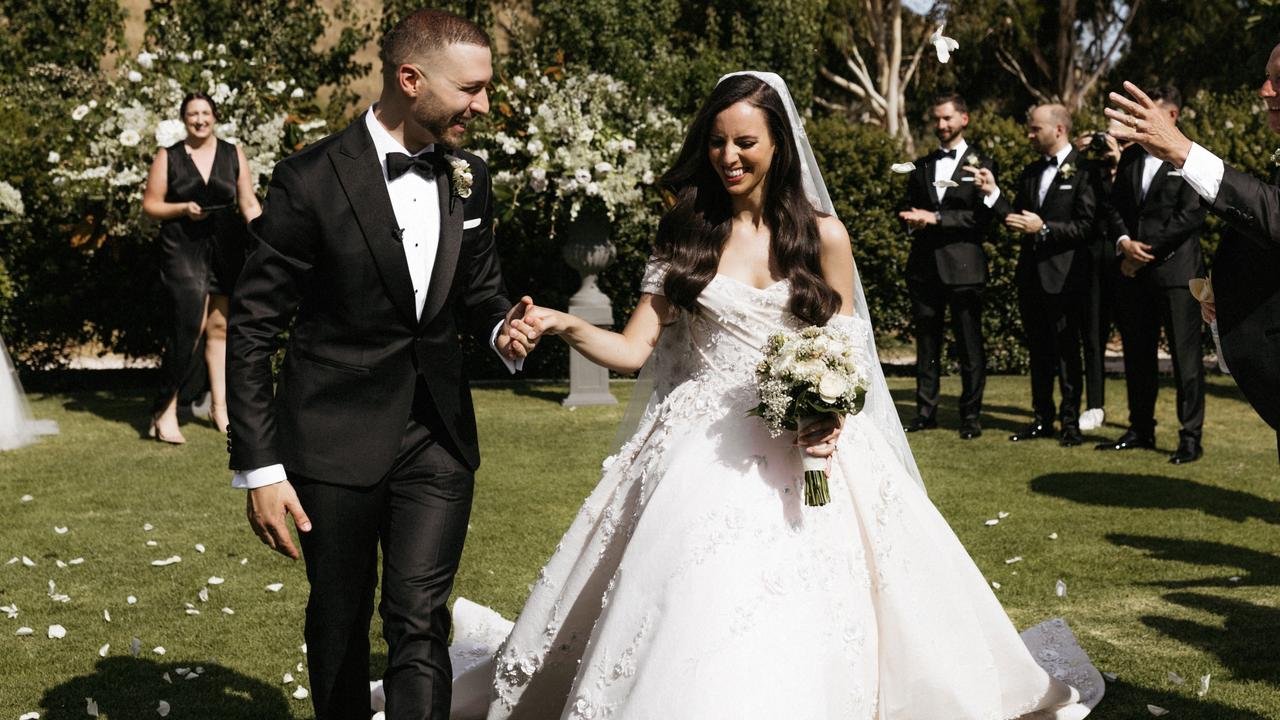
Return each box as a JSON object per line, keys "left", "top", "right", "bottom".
{"left": 232, "top": 464, "right": 287, "bottom": 489}
{"left": 983, "top": 187, "right": 1001, "bottom": 207}
{"left": 1115, "top": 234, "right": 1131, "bottom": 256}
{"left": 1181, "top": 142, "right": 1225, "bottom": 204}
{"left": 490, "top": 319, "right": 524, "bottom": 374}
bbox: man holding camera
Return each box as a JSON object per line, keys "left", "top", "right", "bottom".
{"left": 1095, "top": 86, "right": 1208, "bottom": 464}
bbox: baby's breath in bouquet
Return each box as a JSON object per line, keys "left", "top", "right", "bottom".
{"left": 750, "top": 326, "right": 871, "bottom": 506}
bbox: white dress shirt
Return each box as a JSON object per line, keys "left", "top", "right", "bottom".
{"left": 1116, "top": 151, "right": 1168, "bottom": 251}
{"left": 232, "top": 108, "right": 518, "bottom": 490}
{"left": 933, "top": 139, "right": 968, "bottom": 202}
{"left": 1036, "top": 144, "right": 1075, "bottom": 207}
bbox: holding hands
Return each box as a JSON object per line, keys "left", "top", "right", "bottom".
{"left": 1005, "top": 210, "right": 1045, "bottom": 234}
{"left": 497, "top": 296, "right": 541, "bottom": 361}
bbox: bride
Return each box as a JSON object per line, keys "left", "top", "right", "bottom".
{"left": 444, "top": 72, "right": 1103, "bottom": 720}
{"left": 0, "top": 333, "right": 57, "bottom": 452}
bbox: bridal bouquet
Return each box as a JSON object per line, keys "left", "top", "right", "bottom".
{"left": 750, "top": 326, "right": 871, "bottom": 506}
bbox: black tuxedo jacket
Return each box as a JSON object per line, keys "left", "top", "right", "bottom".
{"left": 899, "top": 146, "right": 999, "bottom": 286}
{"left": 992, "top": 149, "right": 1097, "bottom": 294}
{"left": 1109, "top": 145, "right": 1206, "bottom": 287}
{"left": 1207, "top": 164, "right": 1280, "bottom": 433}
{"left": 227, "top": 119, "right": 512, "bottom": 485}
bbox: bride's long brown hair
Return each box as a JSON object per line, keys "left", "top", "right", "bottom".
{"left": 654, "top": 75, "right": 840, "bottom": 327}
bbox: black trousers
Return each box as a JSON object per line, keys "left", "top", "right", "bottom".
{"left": 1116, "top": 281, "right": 1205, "bottom": 442}
{"left": 1018, "top": 283, "right": 1085, "bottom": 426}
{"left": 294, "top": 384, "right": 474, "bottom": 720}
{"left": 908, "top": 275, "right": 986, "bottom": 421}
{"left": 1082, "top": 245, "right": 1116, "bottom": 410}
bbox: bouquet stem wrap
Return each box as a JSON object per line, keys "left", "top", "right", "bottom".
{"left": 798, "top": 415, "right": 831, "bottom": 506}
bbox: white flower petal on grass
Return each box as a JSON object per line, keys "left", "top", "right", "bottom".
{"left": 991, "top": 581, "right": 1002, "bottom": 589}
{"left": 1102, "top": 671, "right": 1118, "bottom": 681}
{"left": 891, "top": 162, "right": 916, "bottom": 174}
{"left": 153, "top": 646, "right": 166, "bottom": 655}
{"left": 157, "top": 700, "right": 171, "bottom": 716}
{"left": 143, "top": 523, "right": 154, "bottom": 532}
{"left": 296, "top": 662, "right": 304, "bottom": 672}
{"left": 1005, "top": 556, "right": 1023, "bottom": 564}
{"left": 185, "top": 608, "right": 200, "bottom": 616}
{"left": 7, "top": 557, "right": 18, "bottom": 565}
{"left": 984, "top": 519, "right": 999, "bottom": 526}
{"left": 1048, "top": 533, "right": 1059, "bottom": 540}
{"left": 16, "top": 626, "right": 34, "bottom": 636}
{"left": 20, "top": 494, "right": 34, "bottom": 502}
{"left": 292, "top": 685, "right": 310, "bottom": 700}
{"left": 1228, "top": 576, "right": 1241, "bottom": 583}
{"left": 930, "top": 23, "right": 960, "bottom": 63}
{"left": 1, "top": 603, "right": 17, "bottom": 619}
{"left": 146, "top": 540, "right": 159, "bottom": 547}
{"left": 240, "top": 558, "right": 248, "bottom": 565}
{"left": 1055, "top": 579, "right": 1068, "bottom": 597}
{"left": 54, "top": 526, "right": 68, "bottom": 535}
{"left": 1199, "top": 673, "right": 1211, "bottom": 697}
{"left": 282, "top": 672, "right": 294, "bottom": 684}
{"left": 22, "top": 556, "right": 36, "bottom": 567}
{"left": 103, "top": 609, "right": 111, "bottom": 622}
{"left": 1168, "top": 671, "right": 1185, "bottom": 685}
{"left": 195, "top": 543, "right": 206, "bottom": 553}
{"left": 69, "top": 557, "right": 84, "bottom": 565}
{"left": 48, "top": 624, "right": 66, "bottom": 639}
{"left": 221, "top": 607, "right": 234, "bottom": 615}
{"left": 20, "top": 712, "right": 39, "bottom": 719}
{"left": 198, "top": 588, "right": 209, "bottom": 603}
{"left": 86, "top": 698, "right": 99, "bottom": 717}
{"left": 998, "top": 511, "right": 1010, "bottom": 519}
{"left": 1147, "top": 705, "right": 1169, "bottom": 716}
{"left": 130, "top": 637, "right": 142, "bottom": 656}
{"left": 208, "top": 576, "right": 224, "bottom": 585}
{"left": 98, "top": 643, "right": 109, "bottom": 657}
{"left": 151, "top": 556, "right": 182, "bottom": 567}
{"left": 933, "top": 179, "right": 959, "bottom": 189}
{"left": 265, "top": 582, "right": 284, "bottom": 592}
{"left": 56, "top": 560, "right": 68, "bottom": 569}
{"left": 300, "top": 642, "right": 307, "bottom": 654}
{"left": 127, "top": 596, "right": 138, "bottom": 605}
{"left": 163, "top": 672, "right": 171, "bottom": 683}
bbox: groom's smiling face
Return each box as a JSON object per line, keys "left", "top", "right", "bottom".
{"left": 406, "top": 42, "right": 493, "bottom": 148}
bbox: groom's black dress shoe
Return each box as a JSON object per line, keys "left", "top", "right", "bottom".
{"left": 1058, "top": 424, "right": 1084, "bottom": 447}
{"left": 1169, "top": 439, "right": 1204, "bottom": 465}
{"left": 1094, "top": 430, "right": 1156, "bottom": 451}
{"left": 958, "top": 419, "right": 982, "bottom": 440}
{"left": 904, "top": 416, "right": 938, "bottom": 433}
{"left": 1009, "top": 422, "right": 1054, "bottom": 442}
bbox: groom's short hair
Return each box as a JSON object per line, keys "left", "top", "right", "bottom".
{"left": 380, "top": 9, "right": 490, "bottom": 83}
{"left": 932, "top": 92, "right": 968, "bottom": 114}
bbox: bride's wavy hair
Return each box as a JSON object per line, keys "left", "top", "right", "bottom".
{"left": 654, "top": 75, "right": 840, "bottom": 326}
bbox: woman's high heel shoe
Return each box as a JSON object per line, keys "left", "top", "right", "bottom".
{"left": 148, "top": 416, "right": 186, "bottom": 445}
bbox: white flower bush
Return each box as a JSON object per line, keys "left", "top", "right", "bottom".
{"left": 0, "top": 181, "right": 24, "bottom": 220}
{"left": 50, "top": 43, "right": 326, "bottom": 238}
{"left": 473, "top": 61, "right": 682, "bottom": 225}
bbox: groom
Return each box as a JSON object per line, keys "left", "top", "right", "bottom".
{"left": 227, "top": 10, "right": 536, "bottom": 719}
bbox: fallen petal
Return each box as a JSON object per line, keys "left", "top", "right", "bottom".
{"left": 22, "top": 556, "right": 36, "bottom": 567}
{"left": 145, "top": 540, "right": 159, "bottom": 547}
{"left": 103, "top": 609, "right": 111, "bottom": 623}
{"left": 208, "top": 576, "right": 225, "bottom": 585}
{"left": 48, "top": 624, "right": 66, "bottom": 639}
{"left": 240, "top": 558, "right": 248, "bottom": 565}
{"left": 143, "top": 523, "right": 154, "bottom": 531}
{"left": 891, "top": 162, "right": 916, "bottom": 174}
{"left": 157, "top": 700, "right": 171, "bottom": 717}
{"left": 127, "top": 596, "right": 138, "bottom": 605}
{"left": 54, "top": 526, "right": 69, "bottom": 535}
{"left": 283, "top": 672, "right": 294, "bottom": 684}
{"left": 55, "top": 560, "right": 68, "bottom": 569}
{"left": 20, "top": 712, "right": 39, "bottom": 720}
{"left": 1168, "top": 671, "right": 1185, "bottom": 685}
{"left": 265, "top": 583, "right": 284, "bottom": 592}
{"left": 1199, "top": 673, "right": 1211, "bottom": 697}
{"left": 296, "top": 661, "right": 304, "bottom": 672}
{"left": 150, "top": 556, "right": 182, "bottom": 567}
{"left": 1048, "top": 533, "right": 1059, "bottom": 540}
{"left": 292, "top": 685, "right": 309, "bottom": 700}
{"left": 1228, "top": 576, "right": 1241, "bottom": 583}
{"left": 195, "top": 543, "right": 206, "bottom": 553}
{"left": 153, "top": 646, "right": 166, "bottom": 655}
{"left": 6, "top": 557, "right": 17, "bottom": 565}
{"left": 221, "top": 607, "right": 235, "bottom": 615}
{"left": 69, "top": 558, "right": 84, "bottom": 565}
{"left": 16, "top": 626, "right": 34, "bottom": 636}
{"left": 1, "top": 603, "right": 17, "bottom": 619}
{"left": 130, "top": 637, "right": 141, "bottom": 656}
{"left": 20, "top": 494, "right": 33, "bottom": 502}
{"left": 984, "top": 519, "right": 999, "bottom": 526}
{"left": 997, "top": 511, "right": 1010, "bottom": 519}
{"left": 198, "top": 588, "right": 209, "bottom": 603}
{"left": 86, "top": 698, "right": 99, "bottom": 717}
{"left": 1148, "top": 705, "right": 1169, "bottom": 716}
{"left": 1055, "top": 579, "right": 1067, "bottom": 597}
{"left": 163, "top": 672, "right": 172, "bottom": 683}
{"left": 98, "top": 643, "right": 109, "bottom": 657}
{"left": 300, "top": 642, "right": 307, "bottom": 654}
{"left": 1005, "top": 556, "right": 1023, "bottom": 564}
{"left": 1102, "top": 671, "right": 1118, "bottom": 681}
{"left": 991, "top": 581, "right": 1002, "bottom": 589}
{"left": 185, "top": 608, "right": 200, "bottom": 615}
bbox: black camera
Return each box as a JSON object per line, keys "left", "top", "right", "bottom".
{"left": 1088, "top": 132, "right": 1111, "bottom": 153}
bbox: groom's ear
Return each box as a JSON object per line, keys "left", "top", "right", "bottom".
{"left": 397, "top": 63, "right": 425, "bottom": 98}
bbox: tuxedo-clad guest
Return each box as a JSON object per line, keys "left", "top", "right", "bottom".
{"left": 973, "top": 105, "right": 1097, "bottom": 447}
{"left": 227, "top": 11, "right": 537, "bottom": 719}
{"left": 1096, "top": 85, "right": 1208, "bottom": 464}
{"left": 1109, "top": 49, "right": 1280, "bottom": 461}
{"left": 1072, "top": 131, "right": 1125, "bottom": 432}
{"left": 897, "top": 93, "right": 998, "bottom": 440}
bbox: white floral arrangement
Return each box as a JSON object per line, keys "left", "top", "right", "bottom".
{"left": 751, "top": 325, "right": 871, "bottom": 506}
{"left": 49, "top": 42, "right": 327, "bottom": 240}
{"left": 0, "top": 181, "right": 24, "bottom": 221}
{"left": 473, "top": 60, "right": 682, "bottom": 225}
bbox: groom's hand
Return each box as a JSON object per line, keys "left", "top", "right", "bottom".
{"left": 498, "top": 296, "right": 539, "bottom": 360}
{"left": 246, "top": 481, "right": 312, "bottom": 560}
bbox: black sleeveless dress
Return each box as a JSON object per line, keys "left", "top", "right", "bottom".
{"left": 153, "top": 138, "right": 247, "bottom": 409}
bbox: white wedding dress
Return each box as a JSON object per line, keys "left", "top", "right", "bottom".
{"left": 0, "top": 333, "right": 57, "bottom": 451}
{"left": 438, "top": 264, "right": 1103, "bottom": 720}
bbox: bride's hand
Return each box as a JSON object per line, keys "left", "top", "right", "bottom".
{"left": 798, "top": 415, "right": 844, "bottom": 458}
{"left": 522, "top": 306, "right": 572, "bottom": 337}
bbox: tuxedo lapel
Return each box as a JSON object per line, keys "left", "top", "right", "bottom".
{"left": 922, "top": 157, "right": 941, "bottom": 207}
{"left": 1142, "top": 162, "right": 1173, "bottom": 206}
{"left": 418, "top": 161, "right": 464, "bottom": 330}
{"left": 332, "top": 123, "right": 418, "bottom": 329}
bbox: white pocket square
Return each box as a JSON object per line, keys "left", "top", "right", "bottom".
{"left": 1168, "top": 170, "right": 1184, "bottom": 177}
{"left": 462, "top": 218, "right": 482, "bottom": 230}
{"left": 961, "top": 176, "right": 975, "bottom": 182}
{"left": 1058, "top": 185, "right": 1073, "bottom": 190}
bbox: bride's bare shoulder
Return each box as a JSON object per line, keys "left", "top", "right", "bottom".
{"left": 815, "top": 214, "right": 852, "bottom": 258}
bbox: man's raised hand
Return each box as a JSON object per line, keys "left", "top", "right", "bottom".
{"left": 1105, "top": 81, "right": 1193, "bottom": 167}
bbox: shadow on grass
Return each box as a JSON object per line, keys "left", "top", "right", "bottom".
{"left": 508, "top": 384, "right": 569, "bottom": 404}
{"left": 1030, "top": 473, "right": 1280, "bottom": 525}
{"left": 1100, "top": 677, "right": 1272, "bottom": 719}
{"left": 1109, "top": 534, "right": 1280, "bottom": 588}
{"left": 38, "top": 657, "right": 290, "bottom": 719}
{"left": 1143, "top": 592, "right": 1280, "bottom": 692}
{"left": 58, "top": 390, "right": 219, "bottom": 439}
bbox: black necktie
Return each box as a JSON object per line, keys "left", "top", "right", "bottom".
{"left": 385, "top": 148, "right": 447, "bottom": 180}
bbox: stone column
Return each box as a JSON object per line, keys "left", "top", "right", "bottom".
{"left": 560, "top": 205, "right": 617, "bottom": 407}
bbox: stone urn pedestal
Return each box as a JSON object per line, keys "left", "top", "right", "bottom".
{"left": 560, "top": 205, "right": 618, "bottom": 407}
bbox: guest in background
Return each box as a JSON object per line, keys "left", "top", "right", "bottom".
{"left": 896, "top": 93, "right": 997, "bottom": 440}
{"left": 1095, "top": 85, "right": 1208, "bottom": 464}
{"left": 973, "top": 104, "right": 1097, "bottom": 447}
{"left": 142, "top": 92, "right": 261, "bottom": 443}
{"left": 1072, "top": 130, "right": 1124, "bottom": 432}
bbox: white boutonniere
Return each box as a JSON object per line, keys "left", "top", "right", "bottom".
{"left": 449, "top": 157, "right": 474, "bottom": 199}
{"left": 1270, "top": 147, "right": 1280, "bottom": 168}
{"left": 1058, "top": 161, "right": 1076, "bottom": 180}
{"left": 964, "top": 152, "right": 982, "bottom": 168}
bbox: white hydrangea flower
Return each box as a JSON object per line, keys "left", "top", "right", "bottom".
{"left": 136, "top": 51, "right": 156, "bottom": 70}
{"left": 47, "top": 151, "right": 60, "bottom": 163}
{"left": 127, "top": 70, "right": 143, "bottom": 83}
{"left": 176, "top": 51, "right": 190, "bottom": 62}
{"left": 574, "top": 168, "right": 592, "bottom": 184}
{"left": 513, "top": 76, "right": 527, "bottom": 90}
{"left": 0, "top": 181, "right": 24, "bottom": 217}
{"left": 192, "top": 49, "right": 204, "bottom": 61}
{"left": 290, "top": 87, "right": 304, "bottom": 99}
{"left": 267, "top": 80, "right": 287, "bottom": 95}
{"left": 72, "top": 104, "right": 91, "bottom": 121}
{"left": 118, "top": 129, "right": 142, "bottom": 147}
{"left": 155, "top": 119, "right": 187, "bottom": 147}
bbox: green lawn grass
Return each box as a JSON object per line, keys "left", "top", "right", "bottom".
{"left": 2, "top": 375, "right": 1278, "bottom": 719}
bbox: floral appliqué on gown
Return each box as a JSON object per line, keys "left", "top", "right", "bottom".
{"left": 446, "top": 261, "right": 1103, "bottom": 720}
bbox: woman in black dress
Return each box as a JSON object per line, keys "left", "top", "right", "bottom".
{"left": 142, "top": 92, "right": 261, "bottom": 443}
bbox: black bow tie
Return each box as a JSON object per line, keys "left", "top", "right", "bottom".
{"left": 385, "top": 148, "right": 447, "bottom": 180}
{"left": 936, "top": 148, "right": 957, "bottom": 160}
{"left": 1042, "top": 155, "right": 1060, "bottom": 168}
